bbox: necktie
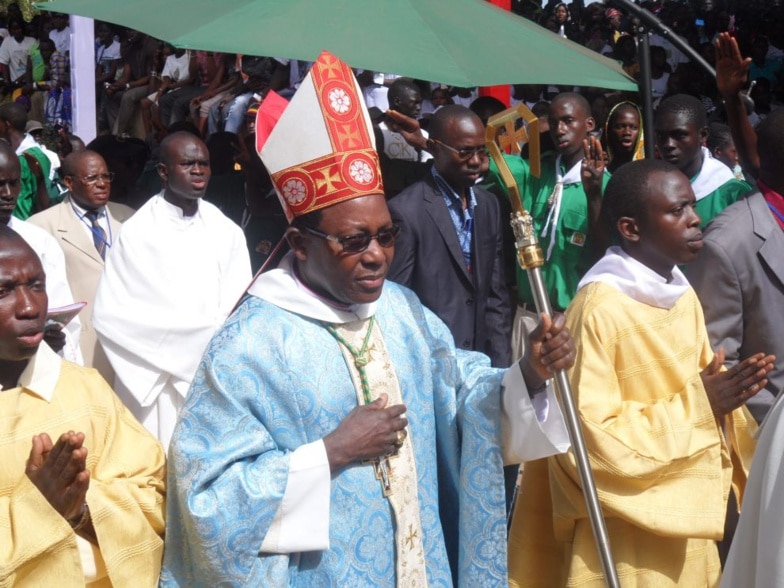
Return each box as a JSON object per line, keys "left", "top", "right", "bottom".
{"left": 85, "top": 210, "right": 107, "bottom": 260}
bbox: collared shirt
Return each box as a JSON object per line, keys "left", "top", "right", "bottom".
{"left": 758, "top": 179, "right": 784, "bottom": 231}
{"left": 431, "top": 166, "right": 477, "bottom": 273}
{"left": 69, "top": 196, "right": 113, "bottom": 251}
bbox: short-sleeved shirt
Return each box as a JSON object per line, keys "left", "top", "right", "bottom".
{"left": 95, "top": 40, "right": 120, "bottom": 75}
{"left": 161, "top": 51, "right": 192, "bottom": 83}
{"left": 0, "top": 35, "right": 35, "bottom": 81}
{"left": 484, "top": 152, "right": 609, "bottom": 311}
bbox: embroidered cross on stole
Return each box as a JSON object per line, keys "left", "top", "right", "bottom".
{"left": 331, "top": 318, "right": 428, "bottom": 587}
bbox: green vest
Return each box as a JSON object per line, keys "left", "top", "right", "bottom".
{"left": 484, "top": 153, "right": 609, "bottom": 311}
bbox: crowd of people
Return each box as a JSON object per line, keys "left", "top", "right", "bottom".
{"left": 1, "top": 0, "right": 784, "bottom": 586}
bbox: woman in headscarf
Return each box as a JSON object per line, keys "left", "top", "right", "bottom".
{"left": 604, "top": 101, "right": 644, "bottom": 174}
{"left": 550, "top": 3, "right": 581, "bottom": 42}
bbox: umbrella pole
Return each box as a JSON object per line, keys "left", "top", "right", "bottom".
{"left": 610, "top": 0, "right": 715, "bottom": 79}
{"left": 510, "top": 211, "right": 621, "bottom": 588}
{"left": 636, "top": 25, "right": 655, "bottom": 160}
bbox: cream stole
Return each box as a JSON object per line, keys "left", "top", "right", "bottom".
{"left": 332, "top": 318, "right": 428, "bottom": 587}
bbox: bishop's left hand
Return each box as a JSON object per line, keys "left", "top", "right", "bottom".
{"left": 521, "top": 313, "right": 575, "bottom": 390}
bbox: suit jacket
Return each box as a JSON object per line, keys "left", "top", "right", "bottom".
{"left": 29, "top": 197, "right": 135, "bottom": 382}
{"left": 388, "top": 174, "right": 512, "bottom": 367}
{"left": 686, "top": 191, "right": 784, "bottom": 423}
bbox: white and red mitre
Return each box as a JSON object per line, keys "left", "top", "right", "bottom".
{"left": 257, "top": 51, "right": 384, "bottom": 222}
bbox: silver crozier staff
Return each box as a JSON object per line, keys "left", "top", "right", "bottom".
{"left": 486, "top": 105, "right": 620, "bottom": 588}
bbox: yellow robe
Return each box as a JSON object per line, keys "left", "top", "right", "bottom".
{"left": 0, "top": 345, "right": 166, "bottom": 587}
{"left": 509, "top": 282, "right": 755, "bottom": 587}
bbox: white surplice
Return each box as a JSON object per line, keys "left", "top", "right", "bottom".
{"left": 92, "top": 194, "right": 251, "bottom": 449}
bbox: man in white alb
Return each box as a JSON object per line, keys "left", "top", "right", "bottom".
{"left": 92, "top": 132, "right": 251, "bottom": 449}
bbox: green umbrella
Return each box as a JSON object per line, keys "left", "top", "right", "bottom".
{"left": 40, "top": 0, "right": 636, "bottom": 90}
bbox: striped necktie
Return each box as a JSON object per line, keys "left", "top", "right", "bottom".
{"left": 85, "top": 210, "right": 107, "bottom": 260}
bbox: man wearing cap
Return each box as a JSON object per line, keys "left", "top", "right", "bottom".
{"left": 28, "top": 150, "right": 134, "bottom": 383}
{"left": 91, "top": 132, "right": 251, "bottom": 450}
{"left": 162, "top": 51, "right": 573, "bottom": 586}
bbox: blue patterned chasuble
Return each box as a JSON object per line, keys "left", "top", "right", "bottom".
{"left": 161, "top": 283, "right": 509, "bottom": 587}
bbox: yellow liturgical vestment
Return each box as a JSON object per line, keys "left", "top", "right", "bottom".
{"left": 508, "top": 277, "right": 756, "bottom": 587}
{"left": 0, "top": 344, "right": 166, "bottom": 587}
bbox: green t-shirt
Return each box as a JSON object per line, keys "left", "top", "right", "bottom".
{"left": 484, "top": 152, "right": 610, "bottom": 311}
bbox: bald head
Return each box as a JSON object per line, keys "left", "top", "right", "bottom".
{"left": 158, "top": 132, "right": 211, "bottom": 216}
{"left": 62, "top": 150, "right": 112, "bottom": 211}
{"left": 160, "top": 131, "right": 208, "bottom": 167}
{"left": 0, "top": 141, "right": 19, "bottom": 171}
{"left": 388, "top": 79, "right": 423, "bottom": 118}
{"left": 550, "top": 92, "right": 591, "bottom": 118}
{"left": 428, "top": 105, "right": 487, "bottom": 192}
{"left": 0, "top": 222, "right": 33, "bottom": 253}
{"left": 61, "top": 149, "right": 105, "bottom": 178}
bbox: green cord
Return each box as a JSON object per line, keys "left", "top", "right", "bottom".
{"left": 323, "top": 315, "right": 376, "bottom": 404}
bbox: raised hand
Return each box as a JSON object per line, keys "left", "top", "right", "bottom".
{"left": 581, "top": 135, "right": 606, "bottom": 190}
{"left": 323, "top": 394, "right": 409, "bottom": 472}
{"left": 715, "top": 32, "right": 751, "bottom": 99}
{"left": 701, "top": 349, "right": 776, "bottom": 417}
{"left": 26, "top": 431, "right": 90, "bottom": 522}
{"left": 521, "top": 313, "right": 576, "bottom": 389}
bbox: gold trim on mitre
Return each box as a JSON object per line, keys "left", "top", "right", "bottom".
{"left": 259, "top": 50, "right": 384, "bottom": 222}
{"left": 272, "top": 148, "right": 383, "bottom": 218}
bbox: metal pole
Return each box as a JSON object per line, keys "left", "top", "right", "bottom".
{"left": 485, "top": 111, "right": 619, "bottom": 586}
{"left": 609, "top": 0, "right": 715, "bottom": 79}
{"left": 512, "top": 212, "right": 620, "bottom": 588}
{"left": 637, "top": 27, "right": 655, "bottom": 159}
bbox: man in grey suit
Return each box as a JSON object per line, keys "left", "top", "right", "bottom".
{"left": 687, "top": 109, "right": 784, "bottom": 425}
{"left": 387, "top": 105, "right": 511, "bottom": 368}
{"left": 29, "top": 150, "right": 134, "bottom": 382}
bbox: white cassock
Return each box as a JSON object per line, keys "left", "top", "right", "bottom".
{"left": 92, "top": 194, "right": 251, "bottom": 449}
{"left": 8, "top": 217, "right": 83, "bottom": 364}
{"left": 722, "top": 388, "right": 784, "bottom": 588}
